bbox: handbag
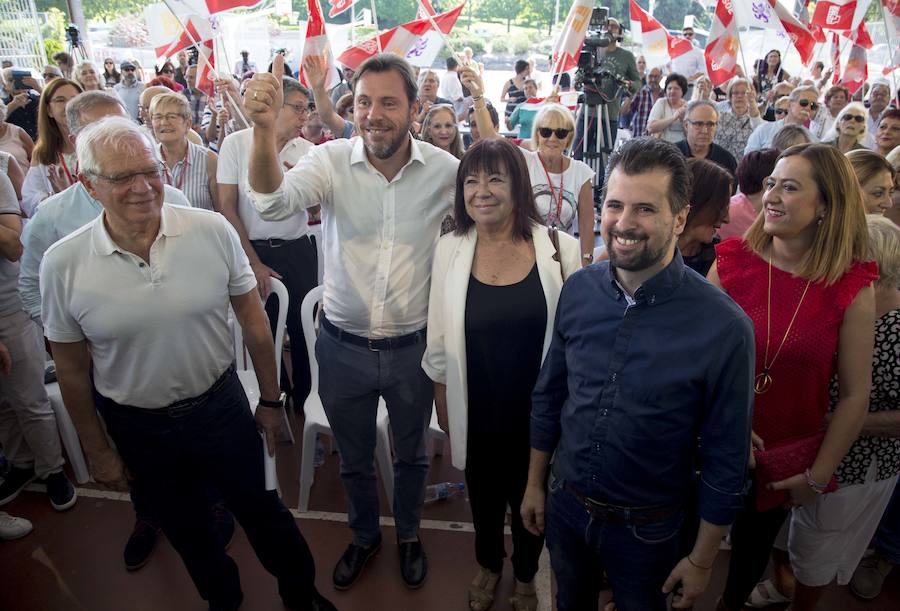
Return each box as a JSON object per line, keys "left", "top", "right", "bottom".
{"left": 753, "top": 431, "right": 838, "bottom": 512}
{"left": 547, "top": 226, "right": 565, "bottom": 282}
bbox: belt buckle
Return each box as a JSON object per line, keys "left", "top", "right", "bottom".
{"left": 166, "top": 401, "right": 196, "bottom": 418}
{"left": 367, "top": 338, "right": 380, "bottom": 352}
{"left": 268, "top": 238, "right": 283, "bottom": 248}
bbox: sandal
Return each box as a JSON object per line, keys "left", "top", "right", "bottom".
{"left": 746, "top": 579, "right": 792, "bottom": 608}
{"left": 509, "top": 579, "right": 538, "bottom": 611}
{"left": 468, "top": 567, "right": 501, "bottom": 611}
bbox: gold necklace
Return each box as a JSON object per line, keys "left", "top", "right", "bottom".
{"left": 754, "top": 254, "right": 812, "bottom": 394}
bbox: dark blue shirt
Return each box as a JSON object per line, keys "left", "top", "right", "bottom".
{"left": 531, "top": 252, "right": 754, "bottom": 526}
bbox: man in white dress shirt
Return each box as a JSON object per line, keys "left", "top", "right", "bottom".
{"left": 244, "top": 53, "right": 458, "bottom": 591}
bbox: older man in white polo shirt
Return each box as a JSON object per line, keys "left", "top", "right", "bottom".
{"left": 218, "top": 76, "right": 318, "bottom": 409}
{"left": 40, "top": 116, "right": 335, "bottom": 611}
{"left": 245, "top": 54, "right": 458, "bottom": 590}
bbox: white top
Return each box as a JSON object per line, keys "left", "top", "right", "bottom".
{"left": 250, "top": 134, "right": 458, "bottom": 337}
{"left": 648, "top": 97, "right": 686, "bottom": 143}
{"left": 218, "top": 128, "right": 312, "bottom": 240}
{"left": 0, "top": 174, "right": 22, "bottom": 317}
{"left": 439, "top": 70, "right": 463, "bottom": 101}
{"left": 421, "top": 224, "right": 581, "bottom": 469}
{"left": 40, "top": 204, "right": 257, "bottom": 408}
{"left": 521, "top": 149, "right": 594, "bottom": 236}
{"left": 21, "top": 152, "right": 78, "bottom": 217}
{"left": 670, "top": 48, "right": 707, "bottom": 80}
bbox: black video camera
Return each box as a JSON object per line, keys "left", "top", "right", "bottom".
{"left": 575, "top": 6, "right": 627, "bottom": 105}
{"left": 65, "top": 24, "right": 80, "bottom": 47}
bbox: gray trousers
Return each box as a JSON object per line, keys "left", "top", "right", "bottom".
{"left": 315, "top": 325, "right": 432, "bottom": 546}
{"left": 0, "top": 310, "right": 64, "bottom": 478}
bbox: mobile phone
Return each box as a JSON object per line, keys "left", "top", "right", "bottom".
{"left": 12, "top": 69, "right": 30, "bottom": 91}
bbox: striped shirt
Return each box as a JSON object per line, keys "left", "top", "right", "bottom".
{"left": 161, "top": 141, "right": 215, "bottom": 211}
{"left": 630, "top": 85, "right": 661, "bottom": 138}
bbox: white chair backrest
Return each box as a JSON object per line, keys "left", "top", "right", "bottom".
{"left": 300, "top": 284, "right": 325, "bottom": 394}
{"left": 232, "top": 278, "right": 289, "bottom": 385}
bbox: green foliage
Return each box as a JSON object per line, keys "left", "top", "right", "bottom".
{"left": 631, "top": 0, "right": 710, "bottom": 31}
{"left": 41, "top": 7, "right": 66, "bottom": 60}
{"left": 477, "top": 0, "right": 523, "bottom": 32}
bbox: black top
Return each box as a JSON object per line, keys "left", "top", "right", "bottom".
{"left": 465, "top": 263, "right": 547, "bottom": 440}
{"left": 681, "top": 239, "right": 719, "bottom": 277}
{"left": 676, "top": 140, "right": 737, "bottom": 175}
{"left": 505, "top": 80, "right": 527, "bottom": 117}
{"left": 1, "top": 91, "right": 39, "bottom": 140}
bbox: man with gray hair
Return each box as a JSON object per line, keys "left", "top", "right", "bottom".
{"left": 675, "top": 100, "right": 737, "bottom": 175}
{"left": 218, "top": 75, "right": 318, "bottom": 410}
{"left": 863, "top": 80, "right": 891, "bottom": 149}
{"left": 41, "top": 115, "right": 335, "bottom": 611}
{"left": 745, "top": 85, "right": 820, "bottom": 154}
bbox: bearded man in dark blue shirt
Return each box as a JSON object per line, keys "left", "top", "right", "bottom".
{"left": 521, "top": 137, "right": 754, "bottom": 611}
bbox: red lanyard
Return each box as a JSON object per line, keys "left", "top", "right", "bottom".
{"left": 162, "top": 145, "right": 189, "bottom": 191}
{"left": 57, "top": 152, "right": 77, "bottom": 185}
{"left": 538, "top": 152, "right": 565, "bottom": 227}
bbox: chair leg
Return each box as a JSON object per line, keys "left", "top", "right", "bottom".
{"left": 278, "top": 406, "right": 296, "bottom": 445}
{"left": 375, "top": 420, "right": 394, "bottom": 514}
{"left": 46, "top": 391, "right": 90, "bottom": 484}
{"left": 298, "top": 425, "right": 318, "bottom": 512}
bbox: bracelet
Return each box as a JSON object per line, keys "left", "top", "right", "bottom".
{"left": 687, "top": 555, "right": 714, "bottom": 570}
{"left": 804, "top": 468, "right": 827, "bottom": 493}
{"left": 471, "top": 95, "right": 483, "bottom": 102}
{"left": 582, "top": 253, "right": 593, "bottom": 262}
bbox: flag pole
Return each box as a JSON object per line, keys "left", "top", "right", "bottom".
{"left": 417, "top": 1, "right": 460, "bottom": 62}
{"left": 369, "top": 0, "right": 383, "bottom": 53}
{"left": 737, "top": 26, "right": 752, "bottom": 86}
{"left": 877, "top": 0, "right": 900, "bottom": 98}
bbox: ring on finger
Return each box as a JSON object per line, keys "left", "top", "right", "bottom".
{"left": 253, "top": 90, "right": 259, "bottom": 101}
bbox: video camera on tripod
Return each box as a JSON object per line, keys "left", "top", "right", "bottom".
{"left": 574, "top": 6, "right": 628, "bottom": 106}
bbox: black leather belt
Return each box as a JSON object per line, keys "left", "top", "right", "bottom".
{"left": 563, "top": 482, "right": 680, "bottom": 526}
{"left": 116, "top": 364, "right": 236, "bottom": 418}
{"left": 321, "top": 315, "right": 425, "bottom": 352}
{"left": 250, "top": 235, "right": 308, "bottom": 248}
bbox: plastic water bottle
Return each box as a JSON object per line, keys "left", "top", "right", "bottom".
{"left": 424, "top": 482, "right": 465, "bottom": 504}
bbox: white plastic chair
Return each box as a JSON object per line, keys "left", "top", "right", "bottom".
{"left": 298, "top": 285, "right": 394, "bottom": 512}
{"left": 44, "top": 380, "right": 90, "bottom": 484}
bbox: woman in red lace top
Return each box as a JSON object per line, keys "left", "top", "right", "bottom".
{"left": 708, "top": 143, "right": 877, "bottom": 611}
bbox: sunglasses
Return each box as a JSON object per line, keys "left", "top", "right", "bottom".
{"left": 538, "top": 127, "right": 571, "bottom": 139}
{"left": 775, "top": 108, "right": 788, "bottom": 115}
{"left": 796, "top": 99, "right": 819, "bottom": 111}
{"left": 841, "top": 114, "right": 865, "bottom": 123}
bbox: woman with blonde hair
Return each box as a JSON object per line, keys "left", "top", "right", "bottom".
{"left": 148, "top": 92, "right": 218, "bottom": 211}
{"left": 846, "top": 149, "right": 895, "bottom": 216}
{"left": 714, "top": 77, "right": 763, "bottom": 161}
{"left": 420, "top": 104, "right": 464, "bottom": 159}
{"left": 20, "top": 78, "right": 83, "bottom": 216}
{"left": 824, "top": 102, "right": 868, "bottom": 153}
{"left": 691, "top": 76, "right": 715, "bottom": 101}
{"left": 710, "top": 143, "right": 877, "bottom": 611}
{"left": 73, "top": 61, "right": 104, "bottom": 91}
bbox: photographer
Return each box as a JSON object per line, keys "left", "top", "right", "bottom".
{"left": 572, "top": 16, "right": 639, "bottom": 162}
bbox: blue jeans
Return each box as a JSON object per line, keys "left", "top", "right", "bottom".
{"left": 873, "top": 479, "right": 900, "bottom": 563}
{"left": 545, "top": 473, "right": 682, "bottom": 611}
{"left": 316, "top": 325, "right": 432, "bottom": 546}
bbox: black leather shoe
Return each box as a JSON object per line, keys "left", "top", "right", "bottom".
{"left": 124, "top": 518, "right": 161, "bottom": 571}
{"left": 332, "top": 535, "right": 382, "bottom": 590}
{"left": 398, "top": 537, "right": 427, "bottom": 589}
{"left": 310, "top": 590, "right": 338, "bottom": 611}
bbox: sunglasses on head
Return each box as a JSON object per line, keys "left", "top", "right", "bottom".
{"left": 841, "top": 114, "right": 865, "bottom": 123}
{"left": 797, "top": 99, "right": 819, "bottom": 111}
{"left": 538, "top": 127, "right": 571, "bottom": 139}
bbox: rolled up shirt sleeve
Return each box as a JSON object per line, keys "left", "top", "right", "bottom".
{"left": 249, "top": 145, "right": 332, "bottom": 221}
{"left": 698, "top": 315, "right": 755, "bottom": 526}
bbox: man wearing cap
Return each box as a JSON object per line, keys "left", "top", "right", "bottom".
{"left": 113, "top": 61, "right": 145, "bottom": 121}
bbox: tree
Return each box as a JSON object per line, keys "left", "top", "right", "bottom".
{"left": 478, "top": 0, "right": 523, "bottom": 32}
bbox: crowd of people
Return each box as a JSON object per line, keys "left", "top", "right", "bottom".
{"left": 0, "top": 18, "right": 899, "bottom": 611}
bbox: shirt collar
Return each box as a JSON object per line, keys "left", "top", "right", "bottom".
{"left": 350, "top": 132, "right": 425, "bottom": 171}
{"left": 91, "top": 202, "right": 181, "bottom": 256}
{"left": 605, "top": 250, "right": 686, "bottom": 306}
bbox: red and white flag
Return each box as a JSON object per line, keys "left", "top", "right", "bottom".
{"left": 204, "top": 0, "right": 264, "bottom": 13}
{"left": 845, "top": 20, "right": 874, "bottom": 48}
{"left": 297, "top": 0, "right": 340, "bottom": 90}
{"left": 550, "top": 0, "right": 594, "bottom": 75}
{"left": 415, "top": 0, "right": 437, "bottom": 19}
{"left": 195, "top": 39, "right": 216, "bottom": 97}
{"left": 882, "top": 1, "right": 900, "bottom": 73}
{"left": 704, "top": 0, "right": 740, "bottom": 87}
{"left": 628, "top": 0, "right": 692, "bottom": 68}
{"left": 799, "top": 0, "right": 826, "bottom": 42}
{"left": 831, "top": 32, "right": 842, "bottom": 84}
{"left": 771, "top": 1, "right": 817, "bottom": 66}
{"left": 886, "top": 0, "right": 900, "bottom": 16}
{"left": 811, "top": 0, "right": 872, "bottom": 31}
{"left": 841, "top": 43, "right": 868, "bottom": 94}
{"left": 337, "top": 3, "right": 465, "bottom": 70}
{"left": 327, "top": 0, "right": 358, "bottom": 18}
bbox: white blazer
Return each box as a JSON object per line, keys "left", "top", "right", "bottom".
{"left": 422, "top": 223, "right": 582, "bottom": 470}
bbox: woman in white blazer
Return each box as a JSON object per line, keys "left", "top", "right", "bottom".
{"left": 422, "top": 138, "right": 581, "bottom": 611}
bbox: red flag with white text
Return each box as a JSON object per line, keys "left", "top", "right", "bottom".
{"left": 415, "top": 0, "right": 437, "bottom": 19}
{"left": 550, "top": 0, "right": 594, "bottom": 75}
{"left": 771, "top": 1, "right": 817, "bottom": 65}
{"left": 831, "top": 33, "right": 842, "bottom": 84}
{"left": 327, "top": 0, "right": 358, "bottom": 18}
{"left": 840, "top": 43, "right": 868, "bottom": 95}
{"left": 204, "top": 0, "right": 263, "bottom": 13}
{"left": 337, "top": 3, "right": 465, "bottom": 71}
{"left": 195, "top": 39, "right": 216, "bottom": 97}
{"left": 704, "top": 0, "right": 740, "bottom": 87}
{"left": 298, "top": 0, "right": 341, "bottom": 90}
{"left": 628, "top": 0, "right": 692, "bottom": 67}
{"left": 811, "top": 0, "right": 872, "bottom": 31}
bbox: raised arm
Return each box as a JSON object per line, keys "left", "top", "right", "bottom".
{"left": 460, "top": 66, "right": 499, "bottom": 140}
{"left": 303, "top": 54, "right": 350, "bottom": 139}
{"left": 244, "top": 56, "right": 286, "bottom": 195}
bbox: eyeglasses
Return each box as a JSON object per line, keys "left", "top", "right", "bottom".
{"left": 151, "top": 112, "right": 187, "bottom": 123}
{"left": 731, "top": 90, "right": 750, "bottom": 97}
{"left": 796, "top": 99, "right": 819, "bottom": 111}
{"left": 282, "top": 101, "right": 310, "bottom": 115}
{"left": 687, "top": 120, "right": 717, "bottom": 130}
{"left": 161, "top": 69, "right": 174, "bottom": 75}
{"left": 104, "top": 61, "right": 114, "bottom": 65}
{"left": 90, "top": 163, "right": 165, "bottom": 187}
{"left": 43, "top": 73, "right": 57, "bottom": 80}
{"left": 774, "top": 108, "right": 788, "bottom": 116}
{"left": 538, "top": 127, "right": 571, "bottom": 139}
{"left": 683, "top": 31, "right": 694, "bottom": 37}
{"left": 841, "top": 114, "right": 866, "bottom": 123}
{"left": 122, "top": 67, "right": 135, "bottom": 72}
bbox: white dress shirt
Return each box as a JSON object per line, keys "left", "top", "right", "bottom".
{"left": 250, "top": 135, "right": 458, "bottom": 338}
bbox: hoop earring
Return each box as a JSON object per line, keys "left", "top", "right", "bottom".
{"left": 817, "top": 217, "right": 824, "bottom": 227}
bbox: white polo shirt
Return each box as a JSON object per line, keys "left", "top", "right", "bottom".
{"left": 250, "top": 135, "right": 458, "bottom": 338}
{"left": 217, "top": 128, "right": 312, "bottom": 241}
{"left": 40, "top": 204, "right": 257, "bottom": 408}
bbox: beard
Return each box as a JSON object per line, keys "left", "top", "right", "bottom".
{"left": 363, "top": 119, "right": 411, "bottom": 160}
{"left": 606, "top": 228, "right": 675, "bottom": 272}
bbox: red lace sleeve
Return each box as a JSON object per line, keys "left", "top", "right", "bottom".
{"left": 715, "top": 237, "right": 752, "bottom": 292}
{"left": 835, "top": 260, "right": 879, "bottom": 310}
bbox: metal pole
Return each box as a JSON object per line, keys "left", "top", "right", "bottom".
{"left": 370, "top": 0, "right": 382, "bottom": 53}
{"left": 65, "top": 0, "right": 90, "bottom": 58}
{"left": 877, "top": 0, "right": 900, "bottom": 98}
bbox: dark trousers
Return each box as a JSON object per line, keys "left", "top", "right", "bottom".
{"left": 721, "top": 483, "right": 790, "bottom": 610}
{"left": 545, "top": 473, "right": 682, "bottom": 611}
{"left": 253, "top": 236, "right": 318, "bottom": 406}
{"left": 95, "top": 370, "right": 317, "bottom": 610}
{"left": 465, "top": 433, "right": 543, "bottom": 582}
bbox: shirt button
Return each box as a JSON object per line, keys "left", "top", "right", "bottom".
{"left": 139, "top": 263, "right": 145, "bottom": 268}
{"left": 591, "top": 475, "right": 598, "bottom": 482}
{"left": 609, "top": 372, "right": 617, "bottom": 382}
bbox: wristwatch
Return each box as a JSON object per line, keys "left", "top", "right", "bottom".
{"left": 258, "top": 392, "right": 287, "bottom": 409}
{"left": 582, "top": 253, "right": 594, "bottom": 262}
